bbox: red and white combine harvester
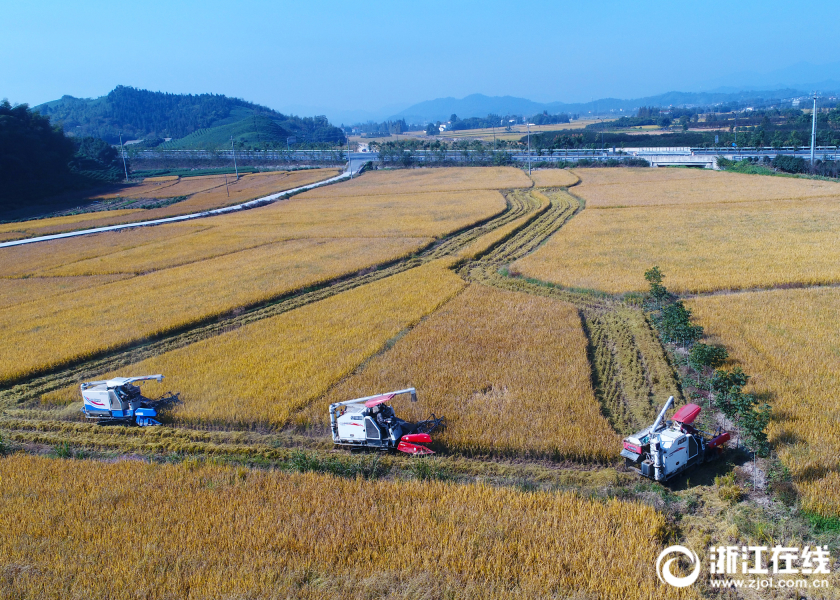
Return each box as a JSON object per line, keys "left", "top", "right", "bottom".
{"left": 329, "top": 388, "right": 444, "bottom": 455}
{"left": 621, "top": 396, "right": 730, "bottom": 482}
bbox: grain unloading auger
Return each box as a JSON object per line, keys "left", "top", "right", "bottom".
{"left": 330, "top": 388, "right": 444, "bottom": 455}
{"left": 80, "top": 375, "right": 178, "bottom": 426}
{"left": 621, "top": 396, "right": 731, "bottom": 482}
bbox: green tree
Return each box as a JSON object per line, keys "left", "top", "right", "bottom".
{"left": 659, "top": 301, "right": 703, "bottom": 346}
{"left": 711, "top": 367, "right": 749, "bottom": 412}
{"left": 644, "top": 266, "right": 667, "bottom": 304}
{"left": 741, "top": 403, "right": 771, "bottom": 456}
{"left": 688, "top": 343, "right": 728, "bottom": 378}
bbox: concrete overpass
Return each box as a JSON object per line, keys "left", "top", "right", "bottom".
{"left": 642, "top": 154, "right": 718, "bottom": 169}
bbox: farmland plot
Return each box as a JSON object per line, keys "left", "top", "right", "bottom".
{"left": 43, "top": 261, "right": 465, "bottom": 427}
{"left": 0, "top": 454, "right": 691, "bottom": 600}
{"left": 0, "top": 237, "right": 428, "bottom": 384}
{"left": 14, "top": 189, "right": 504, "bottom": 277}
{"left": 318, "top": 284, "right": 619, "bottom": 461}
{"left": 572, "top": 167, "right": 840, "bottom": 208}
{"left": 297, "top": 166, "right": 532, "bottom": 198}
{"left": 513, "top": 196, "right": 840, "bottom": 294}
{"left": 688, "top": 287, "right": 840, "bottom": 517}
{"left": 5, "top": 169, "right": 340, "bottom": 238}
{"left": 529, "top": 168, "right": 579, "bottom": 187}
{"left": 1, "top": 169, "right": 512, "bottom": 383}
{"left": 0, "top": 209, "right": 143, "bottom": 242}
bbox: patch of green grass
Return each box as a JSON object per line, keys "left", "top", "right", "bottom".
{"left": 804, "top": 511, "right": 840, "bottom": 533}
{"left": 286, "top": 450, "right": 386, "bottom": 480}
{"left": 51, "top": 441, "right": 72, "bottom": 458}
{"left": 408, "top": 457, "right": 450, "bottom": 481}
{"left": 131, "top": 167, "right": 262, "bottom": 179}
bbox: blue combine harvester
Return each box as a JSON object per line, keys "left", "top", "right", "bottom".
{"left": 80, "top": 375, "right": 171, "bottom": 426}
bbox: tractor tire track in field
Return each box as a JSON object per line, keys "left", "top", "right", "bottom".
{"left": 0, "top": 189, "right": 541, "bottom": 406}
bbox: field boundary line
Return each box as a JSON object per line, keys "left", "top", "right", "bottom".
{"left": 682, "top": 280, "right": 840, "bottom": 298}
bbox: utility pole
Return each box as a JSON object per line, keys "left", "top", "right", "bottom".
{"left": 600, "top": 117, "right": 605, "bottom": 159}
{"left": 231, "top": 136, "right": 239, "bottom": 180}
{"left": 734, "top": 110, "right": 738, "bottom": 157}
{"left": 347, "top": 133, "right": 352, "bottom": 179}
{"left": 527, "top": 122, "right": 532, "bottom": 175}
{"left": 810, "top": 93, "right": 818, "bottom": 166}
{"left": 119, "top": 131, "right": 129, "bottom": 182}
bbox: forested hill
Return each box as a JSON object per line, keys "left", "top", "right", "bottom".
{"left": 1, "top": 101, "right": 127, "bottom": 218}
{"left": 34, "top": 86, "right": 345, "bottom": 147}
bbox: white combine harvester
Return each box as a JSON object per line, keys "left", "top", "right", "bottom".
{"left": 329, "top": 388, "right": 444, "bottom": 455}
{"left": 80, "top": 375, "right": 175, "bottom": 426}
{"left": 621, "top": 396, "right": 730, "bottom": 482}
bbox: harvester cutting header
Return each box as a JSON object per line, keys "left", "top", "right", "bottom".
{"left": 621, "top": 396, "right": 730, "bottom": 481}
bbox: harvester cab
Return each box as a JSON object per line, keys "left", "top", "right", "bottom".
{"left": 621, "top": 396, "right": 731, "bottom": 482}
{"left": 80, "top": 375, "right": 169, "bottom": 426}
{"left": 329, "top": 388, "right": 444, "bottom": 455}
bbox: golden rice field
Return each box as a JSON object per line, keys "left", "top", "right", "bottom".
{"left": 142, "top": 175, "right": 179, "bottom": 182}
{"left": 0, "top": 169, "right": 516, "bottom": 384}
{"left": 240, "top": 189, "right": 507, "bottom": 239}
{"left": 44, "top": 261, "right": 465, "bottom": 427}
{"left": 513, "top": 196, "right": 840, "bottom": 294}
{"left": 298, "top": 166, "right": 532, "bottom": 198}
{"left": 529, "top": 168, "right": 579, "bottom": 187}
{"left": 0, "top": 223, "right": 209, "bottom": 278}
{"left": 95, "top": 173, "right": 233, "bottom": 199}
{"left": 0, "top": 237, "right": 427, "bottom": 385}
{"left": 0, "top": 275, "right": 129, "bottom": 310}
{"left": 0, "top": 455, "right": 689, "bottom": 600}
{"left": 5, "top": 169, "right": 339, "bottom": 239}
{"left": 572, "top": 167, "right": 840, "bottom": 208}
{"left": 318, "top": 285, "right": 619, "bottom": 460}
{"left": 5, "top": 189, "right": 504, "bottom": 278}
{"left": 96, "top": 169, "right": 339, "bottom": 200}
{"left": 0, "top": 209, "right": 143, "bottom": 241}
{"left": 687, "top": 287, "right": 840, "bottom": 517}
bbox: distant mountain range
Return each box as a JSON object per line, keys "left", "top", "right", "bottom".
{"left": 35, "top": 86, "right": 345, "bottom": 148}
{"left": 388, "top": 87, "right": 839, "bottom": 124}
{"left": 695, "top": 61, "right": 840, "bottom": 95}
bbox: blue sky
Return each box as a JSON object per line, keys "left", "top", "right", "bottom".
{"left": 3, "top": 0, "right": 839, "bottom": 121}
